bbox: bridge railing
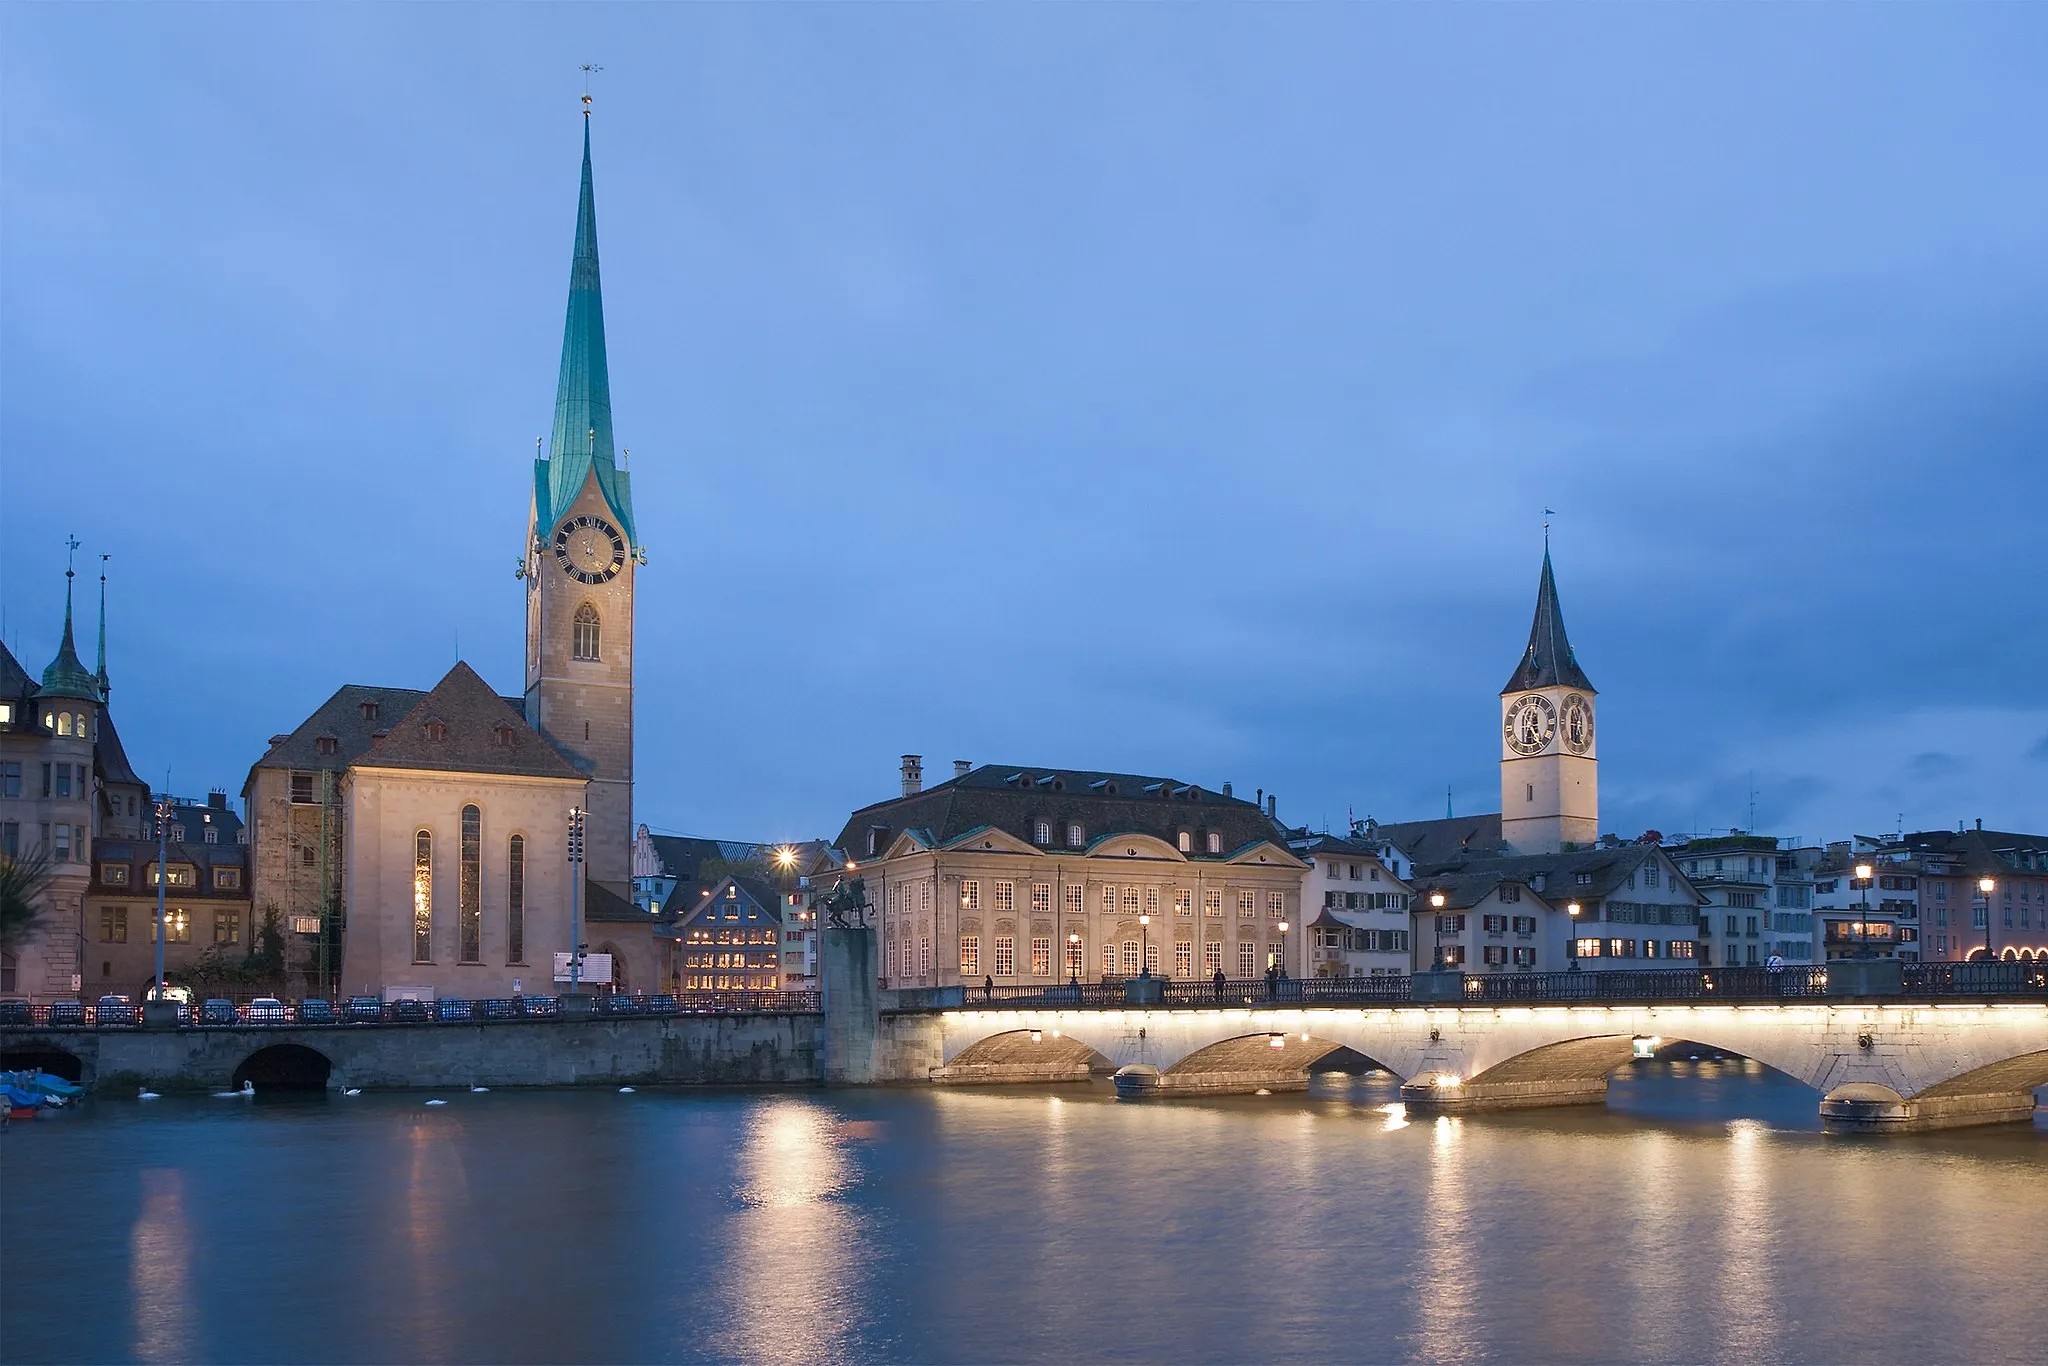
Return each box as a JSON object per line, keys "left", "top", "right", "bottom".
{"left": 903, "top": 962, "right": 2048, "bottom": 1012}
{"left": 0, "top": 991, "right": 822, "bottom": 1031}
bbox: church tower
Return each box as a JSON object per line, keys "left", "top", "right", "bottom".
{"left": 1499, "top": 545, "right": 1597, "bottom": 854}
{"left": 524, "top": 105, "right": 639, "bottom": 895}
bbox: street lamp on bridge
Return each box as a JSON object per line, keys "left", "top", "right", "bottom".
{"left": 1429, "top": 891, "right": 1448, "bottom": 971}
{"left": 1979, "top": 876, "right": 1997, "bottom": 962}
{"left": 1567, "top": 902, "right": 1582, "bottom": 972}
{"left": 1067, "top": 932, "right": 1081, "bottom": 988}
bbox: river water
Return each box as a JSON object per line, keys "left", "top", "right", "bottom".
{"left": 3, "top": 1063, "right": 2044, "bottom": 1365}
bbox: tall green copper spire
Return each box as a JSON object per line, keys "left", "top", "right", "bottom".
{"left": 534, "top": 110, "right": 636, "bottom": 549}
{"left": 41, "top": 546, "right": 100, "bottom": 703}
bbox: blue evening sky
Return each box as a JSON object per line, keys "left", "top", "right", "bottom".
{"left": 4, "top": 6, "right": 2044, "bottom": 845}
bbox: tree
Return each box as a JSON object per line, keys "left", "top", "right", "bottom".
{"left": 0, "top": 846, "right": 53, "bottom": 953}
{"left": 242, "top": 907, "right": 288, "bottom": 991}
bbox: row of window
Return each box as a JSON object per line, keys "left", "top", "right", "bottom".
{"left": 1316, "top": 927, "right": 1412, "bottom": 953}
{"left": 1323, "top": 891, "right": 1411, "bottom": 911}
{"left": 932, "top": 934, "right": 1281, "bottom": 981}
{"left": 98, "top": 907, "right": 244, "bottom": 945}
{"left": 1323, "top": 861, "right": 1389, "bottom": 881}
{"left": 39, "top": 709, "right": 94, "bottom": 739}
{"left": 98, "top": 862, "right": 241, "bottom": 890}
{"left": 1573, "top": 938, "right": 1697, "bottom": 959}
{"left": 2, "top": 761, "right": 89, "bottom": 801}
{"left": 679, "top": 975, "right": 779, "bottom": 991}
{"left": 411, "top": 814, "right": 526, "bottom": 965}
{"left": 951, "top": 879, "right": 1289, "bottom": 918}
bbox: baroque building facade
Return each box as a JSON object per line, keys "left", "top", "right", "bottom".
{"left": 840, "top": 759, "right": 1307, "bottom": 989}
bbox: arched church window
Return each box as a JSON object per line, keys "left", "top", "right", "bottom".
{"left": 459, "top": 806, "right": 482, "bottom": 964}
{"left": 572, "top": 603, "right": 601, "bottom": 661}
{"left": 413, "top": 830, "right": 433, "bottom": 963}
{"left": 507, "top": 835, "right": 526, "bottom": 964}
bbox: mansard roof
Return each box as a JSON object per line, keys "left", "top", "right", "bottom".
{"left": 0, "top": 640, "right": 36, "bottom": 710}
{"left": 1502, "top": 547, "right": 1594, "bottom": 695}
{"left": 353, "top": 662, "right": 583, "bottom": 781}
{"left": 836, "top": 763, "right": 1290, "bottom": 862}
{"left": 95, "top": 709, "right": 144, "bottom": 789}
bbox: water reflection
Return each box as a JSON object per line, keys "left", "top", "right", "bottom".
{"left": 0, "top": 1068, "right": 2039, "bottom": 1366}
{"left": 1418, "top": 1116, "right": 1476, "bottom": 1366}
{"left": 129, "top": 1169, "right": 194, "bottom": 1364}
{"left": 708, "top": 1097, "right": 868, "bottom": 1364}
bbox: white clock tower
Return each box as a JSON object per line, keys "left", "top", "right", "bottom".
{"left": 1499, "top": 546, "right": 1597, "bottom": 855}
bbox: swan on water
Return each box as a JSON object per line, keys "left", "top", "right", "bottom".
{"left": 470, "top": 1085, "right": 489, "bottom": 1093}
{"left": 618, "top": 1086, "right": 636, "bottom": 1094}
{"left": 138, "top": 1088, "right": 160, "bottom": 1100}
{"left": 425, "top": 1098, "right": 448, "bottom": 1106}
{"left": 343, "top": 1088, "right": 362, "bottom": 1096}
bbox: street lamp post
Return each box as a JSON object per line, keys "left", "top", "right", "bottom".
{"left": 566, "top": 805, "right": 586, "bottom": 996}
{"left": 1278, "top": 920, "right": 1290, "bottom": 980}
{"left": 1429, "top": 891, "right": 1448, "bottom": 971}
{"left": 1067, "top": 931, "right": 1081, "bottom": 988}
{"left": 1978, "top": 876, "right": 1996, "bottom": 962}
{"left": 1567, "top": 901, "right": 1582, "bottom": 972}
{"left": 1138, "top": 913, "right": 1151, "bottom": 979}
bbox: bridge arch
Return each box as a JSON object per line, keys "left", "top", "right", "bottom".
{"left": 1161, "top": 1033, "right": 1395, "bottom": 1090}
{"left": 0, "top": 1041, "right": 84, "bottom": 1083}
{"left": 232, "top": 1044, "right": 334, "bottom": 1093}
{"left": 933, "top": 1029, "right": 1112, "bottom": 1084}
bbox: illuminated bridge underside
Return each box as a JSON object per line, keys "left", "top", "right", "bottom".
{"left": 925, "top": 1004, "right": 2048, "bottom": 1131}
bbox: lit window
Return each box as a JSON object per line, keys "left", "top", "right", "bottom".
{"left": 993, "top": 937, "right": 1015, "bottom": 977}
{"left": 1205, "top": 941, "right": 1222, "bottom": 973}
{"left": 459, "top": 805, "right": 482, "bottom": 964}
{"left": 961, "top": 879, "right": 980, "bottom": 911}
{"left": 959, "top": 935, "right": 980, "bottom": 977}
{"left": 1178, "top": 831, "right": 1192, "bottom": 853}
{"left": 572, "top": 603, "right": 601, "bottom": 660}
{"left": 413, "top": 829, "right": 433, "bottom": 962}
{"left": 1031, "top": 937, "right": 1051, "bottom": 975}
{"left": 1064, "top": 884, "right": 1083, "bottom": 914}
{"left": 1268, "top": 891, "right": 1284, "bottom": 918}
{"left": 1174, "top": 941, "right": 1192, "bottom": 978}
{"left": 1238, "top": 941, "right": 1257, "bottom": 978}
{"left": 214, "top": 912, "right": 241, "bottom": 945}
{"left": 1204, "top": 890, "right": 1222, "bottom": 917}
{"left": 1207, "top": 832, "right": 1222, "bottom": 855}
{"left": 1031, "top": 883, "right": 1051, "bottom": 915}
{"left": 1238, "top": 890, "right": 1256, "bottom": 918}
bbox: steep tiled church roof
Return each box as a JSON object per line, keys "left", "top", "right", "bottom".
{"left": 355, "top": 662, "right": 583, "bottom": 781}
{"left": 1502, "top": 546, "right": 1594, "bottom": 694}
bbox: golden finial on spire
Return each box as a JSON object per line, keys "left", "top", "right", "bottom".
{"left": 581, "top": 64, "right": 602, "bottom": 116}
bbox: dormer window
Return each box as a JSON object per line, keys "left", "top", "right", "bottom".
{"left": 316, "top": 736, "right": 339, "bottom": 756}
{"left": 493, "top": 724, "right": 515, "bottom": 748}
{"left": 204, "top": 825, "right": 219, "bottom": 845}
{"left": 1178, "top": 831, "right": 1191, "bottom": 853}
{"left": 1034, "top": 820, "right": 1051, "bottom": 845}
{"left": 1065, "top": 823, "right": 1084, "bottom": 849}
{"left": 423, "top": 721, "right": 447, "bottom": 742}
{"left": 169, "top": 825, "right": 185, "bottom": 843}
{"left": 1206, "top": 832, "right": 1222, "bottom": 855}
{"left": 359, "top": 700, "right": 379, "bottom": 722}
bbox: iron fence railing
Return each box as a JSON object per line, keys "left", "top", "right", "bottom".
{"left": 0, "top": 991, "right": 822, "bottom": 1031}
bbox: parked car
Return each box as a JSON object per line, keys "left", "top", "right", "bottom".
{"left": 298, "top": 998, "right": 336, "bottom": 1025}
{"left": 48, "top": 1000, "right": 86, "bottom": 1027}
{"left": 642, "top": 994, "right": 679, "bottom": 1016}
{"left": 200, "top": 998, "right": 237, "bottom": 1026}
{"left": 243, "top": 997, "right": 287, "bottom": 1024}
{"left": 343, "top": 996, "right": 385, "bottom": 1024}
{"left": 95, "top": 995, "right": 138, "bottom": 1028}
{"left": 518, "top": 995, "right": 558, "bottom": 1019}
{"left": 391, "top": 998, "right": 430, "bottom": 1024}
{"left": 478, "top": 998, "right": 519, "bottom": 1022}
{"left": 0, "top": 999, "right": 34, "bottom": 1026}
{"left": 435, "top": 997, "right": 473, "bottom": 1023}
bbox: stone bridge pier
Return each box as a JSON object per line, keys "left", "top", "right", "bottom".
{"left": 896, "top": 1002, "right": 2048, "bottom": 1132}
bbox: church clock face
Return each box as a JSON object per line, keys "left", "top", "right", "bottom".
{"left": 1503, "top": 694, "right": 1556, "bottom": 756}
{"left": 554, "top": 515, "right": 626, "bottom": 585}
{"left": 1560, "top": 693, "right": 1593, "bottom": 755}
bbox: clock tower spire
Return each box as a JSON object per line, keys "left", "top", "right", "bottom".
{"left": 1499, "top": 544, "right": 1597, "bottom": 854}
{"left": 524, "top": 102, "right": 638, "bottom": 895}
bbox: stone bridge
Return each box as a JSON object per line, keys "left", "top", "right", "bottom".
{"left": 889, "top": 1001, "right": 2048, "bottom": 1131}
{"left": 0, "top": 1014, "right": 823, "bottom": 1094}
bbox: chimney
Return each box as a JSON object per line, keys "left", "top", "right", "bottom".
{"left": 901, "top": 755, "right": 923, "bottom": 797}
{"left": 1256, "top": 787, "right": 1263, "bottom": 809}
{"left": 1223, "top": 782, "right": 1233, "bottom": 798}
{"left": 953, "top": 760, "right": 972, "bottom": 779}
{"left": 207, "top": 790, "right": 228, "bottom": 811}
{"left": 1266, "top": 794, "right": 1277, "bottom": 819}
{"left": 1975, "top": 817, "right": 1983, "bottom": 831}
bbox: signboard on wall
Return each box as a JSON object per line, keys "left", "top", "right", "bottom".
{"left": 553, "top": 952, "right": 613, "bottom": 985}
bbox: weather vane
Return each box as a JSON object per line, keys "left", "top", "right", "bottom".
{"left": 65, "top": 533, "right": 81, "bottom": 579}
{"left": 581, "top": 63, "right": 603, "bottom": 114}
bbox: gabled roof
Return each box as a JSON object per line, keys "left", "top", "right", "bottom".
{"left": 1502, "top": 546, "right": 1594, "bottom": 694}
{"left": 533, "top": 117, "right": 636, "bottom": 550}
{"left": 584, "top": 878, "right": 652, "bottom": 923}
{"left": 1371, "top": 813, "right": 1506, "bottom": 866}
{"left": 661, "top": 874, "right": 786, "bottom": 936}
{"left": 835, "top": 763, "right": 1285, "bottom": 862}
{"left": 353, "top": 662, "right": 583, "bottom": 781}
{"left": 1412, "top": 843, "right": 1702, "bottom": 907}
